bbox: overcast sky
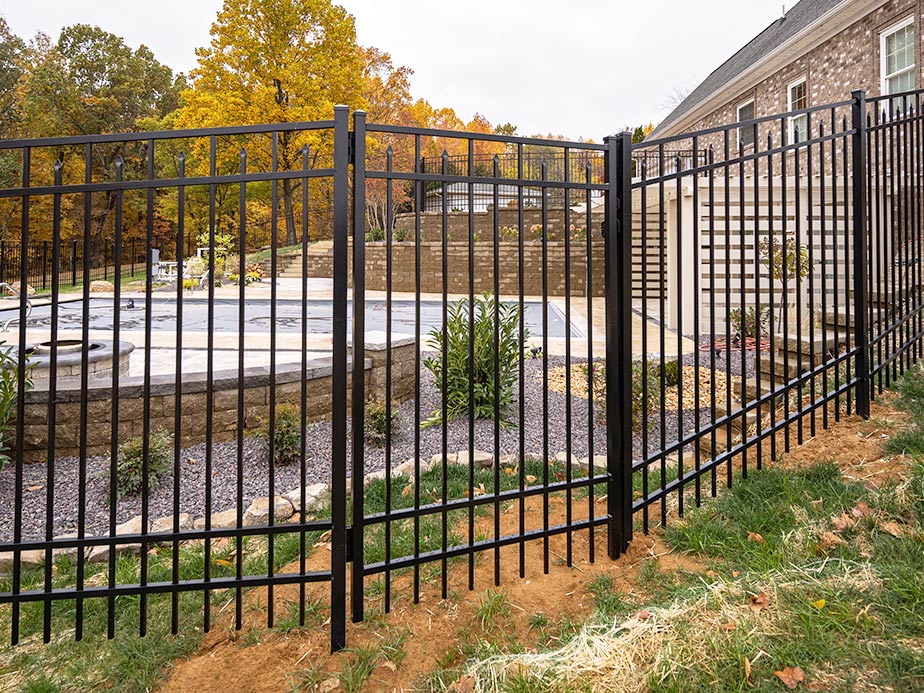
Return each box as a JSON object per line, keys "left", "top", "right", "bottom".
{"left": 2, "top": 0, "right": 789, "bottom": 139}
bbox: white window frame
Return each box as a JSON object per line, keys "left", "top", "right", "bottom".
{"left": 737, "top": 99, "right": 756, "bottom": 150}
{"left": 880, "top": 16, "right": 915, "bottom": 103}
{"left": 787, "top": 77, "right": 808, "bottom": 144}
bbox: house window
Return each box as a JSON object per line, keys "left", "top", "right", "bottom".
{"left": 881, "top": 18, "right": 915, "bottom": 111}
{"left": 788, "top": 79, "right": 808, "bottom": 143}
{"left": 737, "top": 100, "right": 755, "bottom": 149}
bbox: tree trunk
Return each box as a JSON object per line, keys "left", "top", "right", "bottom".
{"left": 282, "top": 177, "right": 297, "bottom": 246}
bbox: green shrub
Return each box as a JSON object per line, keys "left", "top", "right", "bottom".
{"left": 264, "top": 403, "right": 302, "bottom": 466}
{"left": 660, "top": 359, "right": 680, "bottom": 387}
{"left": 0, "top": 343, "right": 32, "bottom": 469}
{"left": 423, "top": 294, "right": 527, "bottom": 427}
{"left": 586, "top": 360, "right": 659, "bottom": 432}
{"left": 393, "top": 227, "right": 408, "bottom": 242}
{"left": 364, "top": 400, "right": 399, "bottom": 447}
{"left": 366, "top": 227, "right": 385, "bottom": 242}
{"left": 110, "top": 432, "right": 172, "bottom": 499}
{"left": 728, "top": 304, "right": 771, "bottom": 337}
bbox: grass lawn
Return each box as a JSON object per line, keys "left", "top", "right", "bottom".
{"left": 244, "top": 244, "right": 304, "bottom": 265}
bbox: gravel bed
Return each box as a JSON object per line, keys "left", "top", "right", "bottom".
{"left": 684, "top": 337, "right": 758, "bottom": 378}
{"left": 0, "top": 356, "right": 722, "bottom": 542}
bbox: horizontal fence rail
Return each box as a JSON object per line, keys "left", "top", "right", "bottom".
{"left": 0, "top": 87, "right": 922, "bottom": 652}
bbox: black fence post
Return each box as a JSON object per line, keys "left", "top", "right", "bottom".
{"left": 71, "top": 240, "right": 77, "bottom": 287}
{"left": 349, "top": 109, "right": 367, "bottom": 626}
{"left": 329, "top": 104, "right": 350, "bottom": 653}
{"left": 42, "top": 240, "right": 48, "bottom": 291}
{"left": 604, "top": 131, "right": 634, "bottom": 559}
{"left": 851, "top": 90, "right": 871, "bottom": 418}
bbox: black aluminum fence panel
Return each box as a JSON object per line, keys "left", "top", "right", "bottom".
{"left": 0, "top": 116, "right": 349, "bottom": 650}
{"left": 624, "top": 88, "right": 924, "bottom": 532}
{"left": 351, "top": 118, "right": 627, "bottom": 622}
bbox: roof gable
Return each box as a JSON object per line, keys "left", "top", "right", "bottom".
{"left": 650, "top": 0, "right": 849, "bottom": 139}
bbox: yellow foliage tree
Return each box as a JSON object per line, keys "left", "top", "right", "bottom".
{"left": 178, "top": 0, "right": 365, "bottom": 245}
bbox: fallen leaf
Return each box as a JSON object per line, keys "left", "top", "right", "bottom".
{"left": 503, "top": 466, "right": 515, "bottom": 476}
{"left": 749, "top": 591, "right": 769, "bottom": 615}
{"left": 380, "top": 660, "right": 397, "bottom": 672}
{"left": 213, "top": 558, "right": 233, "bottom": 568}
{"left": 723, "top": 622, "right": 736, "bottom": 632}
{"left": 401, "top": 484, "right": 414, "bottom": 498}
{"left": 744, "top": 656, "right": 753, "bottom": 686}
{"left": 633, "top": 610, "right": 652, "bottom": 620}
{"left": 25, "top": 485, "right": 43, "bottom": 492}
{"left": 732, "top": 570, "right": 741, "bottom": 578}
{"left": 809, "top": 498, "right": 824, "bottom": 510}
{"left": 832, "top": 513, "right": 856, "bottom": 532}
{"left": 811, "top": 599, "right": 826, "bottom": 610}
{"left": 747, "top": 532, "right": 765, "bottom": 544}
{"left": 850, "top": 501, "right": 874, "bottom": 519}
{"left": 525, "top": 475, "right": 537, "bottom": 484}
{"left": 880, "top": 521, "right": 906, "bottom": 538}
{"left": 816, "top": 531, "right": 847, "bottom": 552}
{"left": 320, "top": 678, "right": 339, "bottom": 693}
{"left": 774, "top": 665, "right": 806, "bottom": 689}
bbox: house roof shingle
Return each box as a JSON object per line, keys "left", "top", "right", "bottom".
{"left": 650, "top": 0, "right": 847, "bottom": 138}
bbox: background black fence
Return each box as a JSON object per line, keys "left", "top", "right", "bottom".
{"left": 0, "top": 88, "right": 921, "bottom": 654}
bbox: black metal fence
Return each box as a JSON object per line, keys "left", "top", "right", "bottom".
{"left": 0, "top": 88, "right": 921, "bottom": 654}
{"left": 0, "top": 236, "right": 146, "bottom": 291}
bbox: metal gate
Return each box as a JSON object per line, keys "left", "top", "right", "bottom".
{"left": 345, "top": 112, "right": 630, "bottom": 631}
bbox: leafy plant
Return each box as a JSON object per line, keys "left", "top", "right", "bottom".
{"left": 728, "top": 304, "right": 771, "bottom": 338}
{"left": 586, "top": 360, "right": 659, "bottom": 432}
{"left": 393, "top": 227, "right": 408, "bottom": 242}
{"left": 423, "top": 294, "right": 526, "bottom": 427}
{"left": 660, "top": 359, "right": 681, "bottom": 387}
{"left": 110, "top": 432, "right": 172, "bottom": 498}
{"left": 196, "top": 230, "right": 235, "bottom": 258}
{"left": 263, "top": 403, "right": 302, "bottom": 466}
{"left": 366, "top": 227, "right": 385, "bottom": 242}
{"left": 364, "top": 399, "right": 399, "bottom": 447}
{"left": 759, "top": 235, "right": 814, "bottom": 330}
{"left": 0, "top": 343, "right": 31, "bottom": 469}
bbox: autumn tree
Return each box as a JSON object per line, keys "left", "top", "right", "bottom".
{"left": 179, "top": 0, "right": 365, "bottom": 245}
{"left": 0, "top": 18, "right": 26, "bottom": 238}
{"left": 19, "top": 24, "right": 183, "bottom": 240}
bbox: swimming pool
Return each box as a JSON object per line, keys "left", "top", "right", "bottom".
{"left": 6, "top": 297, "right": 583, "bottom": 338}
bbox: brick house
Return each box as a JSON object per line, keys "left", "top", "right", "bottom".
{"left": 650, "top": 0, "right": 921, "bottom": 144}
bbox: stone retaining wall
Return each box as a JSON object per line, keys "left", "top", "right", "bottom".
{"left": 307, "top": 240, "right": 606, "bottom": 297}
{"left": 17, "top": 334, "right": 416, "bottom": 463}
{"left": 304, "top": 207, "right": 665, "bottom": 299}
